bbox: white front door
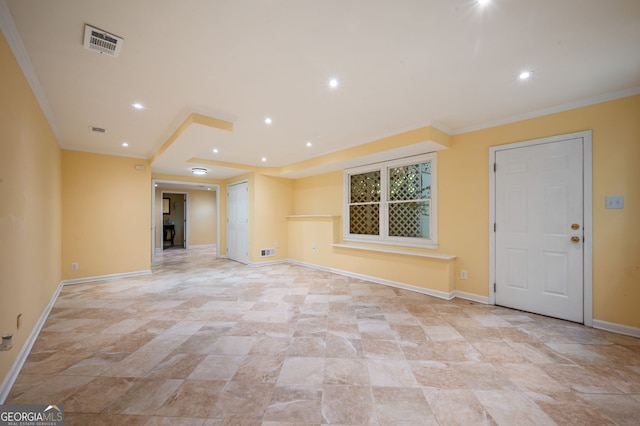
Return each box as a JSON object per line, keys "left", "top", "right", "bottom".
{"left": 494, "top": 136, "right": 584, "bottom": 322}
{"left": 226, "top": 181, "right": 249, "bottom": 263}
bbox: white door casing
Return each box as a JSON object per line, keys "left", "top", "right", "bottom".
{"left": 489, "top": 131, "right": 593, "bottom": 325}
{"left": 226, "top": 181, "right": 249, "bottom": 264}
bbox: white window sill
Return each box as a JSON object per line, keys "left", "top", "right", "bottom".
{"left": 286, "top": 215, "right": 340, "bottom": 219}
{"left": 332, "top": 243, "right": 456, "bottom": 260}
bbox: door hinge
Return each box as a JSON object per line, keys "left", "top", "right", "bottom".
{"left": 494, "top": 283, "right": 496, "bottom": 292}
{"left": 494, "top": 222, "right": 496, "bottom": 232}
{"left": 493, "top": 163, "right": 496, "bottom": 172}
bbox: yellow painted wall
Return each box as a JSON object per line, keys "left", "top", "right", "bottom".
{"left": 251, "top": 174, "right": 294, "bottom": 262}
{"left": 293, "top": 171, "right": 343, "bottom": 215}
{"left": 445, "top": 95, "right": 640, "bottom": 327}
{"left": 289, "top": 95, "right": 640, "bottom": 328}
{"left": 61, "top": 151, "right": 151, "bottom": 280}
{"left": 289, "top": 175, "right": 456, "bottom": 294}
{"left": 0, "top": 32, "right": 61, "bottom": 383}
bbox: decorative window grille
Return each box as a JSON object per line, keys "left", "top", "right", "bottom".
{"left": 344, "top": 153, "right": 437, "bottom": 248}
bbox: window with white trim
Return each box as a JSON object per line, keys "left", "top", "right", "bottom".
{"left": 344, "top": 153, "right": 437, "bottom": 248}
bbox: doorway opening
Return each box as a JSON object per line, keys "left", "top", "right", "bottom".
{"left": 162, "top": 192, "right": 186, "bottom": 250}
{"left": 152, "top": 180, "right": 220, "bottom": 266}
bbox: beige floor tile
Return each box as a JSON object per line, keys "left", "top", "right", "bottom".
{"left": 6, "top": 374, "right": 95, "bottom": 405}
{"left": 474, "top": 389, "right": 556, "bottom": 425}
{"left": 210, "top": 381, "right": 276, "bottom": 420}
{"left": 156, "top": 380, "right": 226, "bottom": 418}
{"left": 278, "top": 357, "right": 324, "bottom": 385}
{"left": 427, "top": 389, "right": 497, "bottom": 426}
{"left": 146, "top": 353, "right": 207, "bottom": 379}
{"left": 62, "top": 376, "right": 136, "bottom": 413}
{"left": 232, "top": 355, "right": 284, "bottom": 383}
{"left": 373, "top": 387, "right": 437, "bottom": 425}
{"left": 187, "top": 355, "right": 245, "bottom": 381}
{"left": 526, "top": 391, "right": 616, "bottom": 425}
{"left": 366, "top": 358, "right": 418, "bottom": 387}
{"left": 321, "top": 385, "right": 376, "bottom": 424}
{"left": 264, "top": 384, "right": 322, "bottom": 423}
{"left": 409, "top": 360, "right": 467, "bottom": 389}
{"left": 103, "top": 378, "right": 183, "bottom": 415}
{"left": 324, "top": 358, "right": 370, "bottom": 386}
{"left": 577, "top": 393, "right": 640, "bottom": 425}
{"left": 5, "top": 247, "right": 639, "bottom": 424}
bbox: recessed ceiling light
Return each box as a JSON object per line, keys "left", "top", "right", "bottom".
{"left": 518, "top": 70, "right": 533, "bottom": 80}
{"left": 261, "top": 157, "right": 267, "bottom": 162}
{"left": 264, "top": 117, "right": 272, "bottom": 125}
{"left": 306, "top": 141, "right": 313, "bottom": 147}
{"left": 329, "top": 78, "right": 339, "bottom": 89}
{"left": 131, "top": 103, "right": 144, "bottom": 110}
{"left": 121, "top": 142, "right": 129, "bottom": 147}
{"left": 213, "top": 148, "right": 219, "bottom": 154}
{"left": 477, "top": 0, "right": 490, "bottom": 5}
{"left": 191, "top": 168, "right": 207, "bottom": 175}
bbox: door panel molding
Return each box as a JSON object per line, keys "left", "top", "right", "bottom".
{"left": 489, "top": 131, "right": 592, "bottom": 326}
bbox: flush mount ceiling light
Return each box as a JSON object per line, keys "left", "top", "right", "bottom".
{"left": 121, "top": 142, "right": 129, "bottom": 147}
{"left": 329, "top": 78, "right": 339, "bottom": 89}
{"left": 518, "top": 70, "right": 533, "bottom": 80}
{"left": 477, "top": 0, "right": 490, "bottom": 5}
{"left": 264, "top": 117, "right": 272, "bottom": 125}
{"left": 212, "top": 148, "right": 219, "bottom": 154}
{"left": 131, "top": 102, "right": 144, "bottom": 109}
{"left": 261, "top": 157, "right": 267, "bottom": 162}
{"left": 191, "top": 168, "right": 207, "bottom": 175}
{"left": 306, "top": 141, "right": 313, "bottom": 147}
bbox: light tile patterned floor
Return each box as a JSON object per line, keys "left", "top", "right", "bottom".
{"left": 6, "top": 248, "right": 640, "bottom": 425}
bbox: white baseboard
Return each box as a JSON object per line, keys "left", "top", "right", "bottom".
{"left": 454, "top": 290, "right": 490, "bottom": 304}
{"left": 248, "top": 259, "right": 288, "bottom": 267}
{"left": 61, "top": 270, "right": 151, "bottom": 286}
{"left": 287, "top": 259, "right": 455, "bottom": 301}
{"left": 593, "top": 319, "right": 640, "bottom": 338}
{"left": 0, "top": 281, "right": 65, "bottom": 404}
{"left": 286, "top": 259, "right": 333, "bottom": 273}
{"left": 187, "top": 244, "right": 216, "bottom": 250}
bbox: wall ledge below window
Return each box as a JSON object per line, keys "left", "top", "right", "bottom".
{"left": 286, "top": 215, "right": 340, "bottom": 219}
{"left": 331, "top": 243, "right": 456, "bottom": 260}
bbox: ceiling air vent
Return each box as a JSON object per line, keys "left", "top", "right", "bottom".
{"left": 83, "top": 24, "right": 123, "bottom": 58}
{"left": 89, "top": 126, "right": 106, "bottom": 133}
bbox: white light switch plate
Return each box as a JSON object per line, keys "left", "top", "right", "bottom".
{"left": 605, "top": 196, "right": 624, "bottom": 209}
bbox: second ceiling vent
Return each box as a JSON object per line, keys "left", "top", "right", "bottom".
{"left": 83, "top": 24, "right": 123, "bottom": 58}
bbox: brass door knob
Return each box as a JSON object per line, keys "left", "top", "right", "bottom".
{"left": 571, "top": 236, "right": 581, "bottom": 243}
{"left": 571, "top": 224, "right": 580, "bottom": 230}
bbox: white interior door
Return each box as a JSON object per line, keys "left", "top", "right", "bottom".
{"left": 226, "top": 181, "right": 249, "bottom": 263}
{"left": 495, "top": 137, "right": 584, "bottom": 322}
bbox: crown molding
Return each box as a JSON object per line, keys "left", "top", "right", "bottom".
{"left": 0, "top": 0, "right": 63, "bottom": 145}
{"left": 453, "top": 86, "right": 640, "bottom": 135}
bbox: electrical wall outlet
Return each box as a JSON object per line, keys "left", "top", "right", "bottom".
{"left": 605, "top": 196, "right": 624, "bottom": 209}
{"left": 461, "top": 270, "right": 468, "bottom": 280}
{"left": 71, "top": 262, "right": 79, "bottom": 270}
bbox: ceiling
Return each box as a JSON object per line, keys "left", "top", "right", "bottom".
{"left": 3, "top": 0, "right": 640, "bottom": 180}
